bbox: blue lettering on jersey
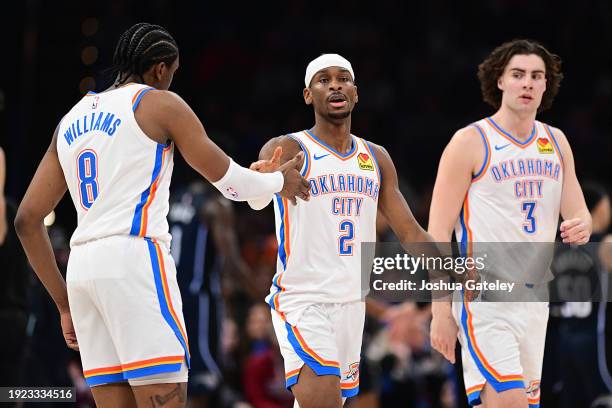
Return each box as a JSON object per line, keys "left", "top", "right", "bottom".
{"left": 309, "top": 173, "right": 380, "bottom": 201}
{"left": 489, "top": 158, "right": 561, "bottom": 182}
{"left": 62, "top": 111, "right": 123, "bottom": 146}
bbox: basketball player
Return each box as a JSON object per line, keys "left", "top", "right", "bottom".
{"left": 428, "top": 39, "right": 592, "bottom": 408}
{"left": 14, "top": 23, "right": 308, "bottom": 408}
{"left": 248, "top": 54, "right": 435, "bottom": 408}
{"left": 169, "top": 181, "right": 257, "bottom": 407}
{"left": 549, "top": 181, "right": 611, "bottom": 407}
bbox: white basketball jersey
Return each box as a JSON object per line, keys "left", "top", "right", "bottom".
{"left": 266, "top": 130, "right": 380, "bottom": 319}
{"left": 454, "top": 117, "right": 564, "bottom": 248}
{"left": 57, "top": 84, "right": 174, "bottom": 247}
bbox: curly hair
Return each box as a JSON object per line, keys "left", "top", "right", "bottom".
{"left": 477, "top": 39, "right": 563, "bottom": 112}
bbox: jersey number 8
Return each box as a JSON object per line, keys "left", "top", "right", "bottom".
{"left": 77, "top": 149, "right": 99, "bottom": 210}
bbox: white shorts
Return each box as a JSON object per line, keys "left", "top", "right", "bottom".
{"left": 452, "top": 296, "right": 548, "bottom": 407}
{"left": 67, "top": 236, "right": 190, "bottom": 387}
{"left": 271, "top": 301, "right": 365, "bottom": 398}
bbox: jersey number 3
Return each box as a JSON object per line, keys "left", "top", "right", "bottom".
{"left": 77, "top": 149, "right": 99, "bottom": 210}
{"left": 521, "top": 201, "right": 537, "bottom": 234}
{"left": 339, "top": 220, "right": 355, "bottom": 256}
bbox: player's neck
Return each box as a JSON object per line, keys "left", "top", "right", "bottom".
{"left": 491, "top": 108, "right": 537, "bottom": 142}
{"left": 310, "top": 120, "right": 353, "bottom": 154}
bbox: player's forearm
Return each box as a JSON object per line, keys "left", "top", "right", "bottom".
{"left": 212, "top": 159, "right": 283, "bottom": 202}
{"left": 14, "top": 216, "right": 69, "bottom": 312}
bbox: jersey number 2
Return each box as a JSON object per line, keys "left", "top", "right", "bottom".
{"left": 77, "top": 150, "right": 99, "bottom": 209}
{"left": 339, "top": 220, "right": 355, "bottom": 256}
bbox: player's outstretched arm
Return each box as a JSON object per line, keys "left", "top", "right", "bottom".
{"left": 138, "top": 91, "right": 309, "bottom": 203}
{"left": 14, "top": 125, "right": 79, "bottom": 350}
{"left": 552, "top": 128, "right": 592, "bottom": 244}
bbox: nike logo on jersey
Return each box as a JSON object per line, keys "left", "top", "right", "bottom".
{"left": 495, "top": 143, "right": 511, "bottom": 151}
{"left": 313, "top": 153, "right": 331, "bottom": 160}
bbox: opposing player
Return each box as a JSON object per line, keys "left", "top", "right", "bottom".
{"left": 428, "top": 39, "right": 592, "bottom": 407}
{"left": 14, "top": 23, "right": 308, "bottom": 408}
{"left": 249, "top": 54, "right": 435, "bottom": 408}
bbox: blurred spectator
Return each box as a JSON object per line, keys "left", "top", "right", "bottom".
{"left": 169, "top": 181, "right": 260, "bottom": 407}
{"left": 242, "top": 304, "right": 293, "bottom": 408}
{"left": 546, "top": 181, "right": 612, "bottom": 408}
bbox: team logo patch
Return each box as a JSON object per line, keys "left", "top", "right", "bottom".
{"left": 526, "top": 380, "right": 540, "bottom": 400}
{"left": 357, "top": 153, "right": 374, "bottom": 171}
{"left": 536, "top": 137, "right": 553, "bottom": 154}
{"left": 225, "top": 187, "right": 238, "bottom": 198}
{"left": 343, "top": 362, "right": 360, "bottom": 381}
{"left": 91, "top": 96, "right": 100, "bottom": 110}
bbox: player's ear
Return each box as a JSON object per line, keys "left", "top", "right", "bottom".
{"left": 497, "top": 76, "right": 504, "bottom": 91}
{"left": 303, "top": 87, "right": 313, "bottom": 105}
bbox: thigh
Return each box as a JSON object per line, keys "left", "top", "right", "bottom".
{"left": 334, "top": 302, "right": 365, "bottom": 399}
{"left": 271, "top": 305, "right": 341, "bottom": 391}
{"left": 519, "top": 303, "right": 548, "bottom": 407}
{"left": 292, "top": 364, "right": 341, "bottom": 408}
{"left": 455, "top": 300, "right": 525, "bottom": 405}
{"left": 67, "top": 249, "right": 123, "bottom": 387}
{"left": 77, "top": 237, "right": 189, "bottom": 383}
{"left": 132, "top": 382, "right": 187, "bottom": 408}
{"left": 90, "top": 383, "right": 136, "bottom": 408}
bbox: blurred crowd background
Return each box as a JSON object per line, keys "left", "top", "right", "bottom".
{"left": 2, "top": 1, "right": 612, "bottom": 407}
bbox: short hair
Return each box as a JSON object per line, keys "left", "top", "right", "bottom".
{"left": 477, "top": 39, "right": 563, "bottom": 112}
{"left": 111, "top": 23, "right": 179, "bottom": 85}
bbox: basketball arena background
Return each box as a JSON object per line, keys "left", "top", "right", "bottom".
{"left": 2, "top": 1, "right": 611, "bottom": 407}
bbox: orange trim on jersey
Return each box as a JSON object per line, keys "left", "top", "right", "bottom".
{"left": 485, "top": 117, "right": 538, "bottom": 149}
{"left": 463, "top": 299, "right": 524, "bottom": 383}
{"left": 471, "top": 124, "right": 491, "bottom": 183}
{"left": 302, "top": 131, "right": 358, "bottom": 161}
{"left": 341, "top": 379, "right": 360, "bottom": 389}
{"left": 131, "top": 88, "right": 148, "bottom": 106}
{"left": 542, "top": 123, "right": 565, "bottom": 170}
{"left": 528, "top": 396, "right": 540, "bottom": 404}
{"left": 466, "top": 383, "right": 485, "bottom": 395}
{"left": 83, "top": 355, "right": 184, "bottom": 377}
{"left": 289, "top": 135, "right": 313, "bottom": 179}
{"left": 272, "top": 197, "right": 291, "bottom": 321}
{"left": 285, "top": 368, "right": 301, "bottom": 379}
{"left": 463, "top": 195, "right": 473, "bottom": 256}
{"left": 139, "top": 144, "right": 172, "bottom": 237}
{"left": 153, "top": 240, "right": 190, "bottom": 354}
{"left": 290, "top": 325, "right": 340, "bottom": 368}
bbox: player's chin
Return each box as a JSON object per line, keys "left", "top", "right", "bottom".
{"left": 327, "top": 109, "right": 351, "bottom": 120}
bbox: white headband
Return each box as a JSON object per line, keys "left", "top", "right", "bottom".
{"left": 304, "top": 54, "right": 355, "bottom": 87}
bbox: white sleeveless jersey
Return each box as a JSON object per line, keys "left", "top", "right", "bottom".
{"left": 454, "top": 117, "right": 564, "bottom": 250}
{"left": 57, "top": 84, "right": 174, "bottom": 247}
{"left": 266, "top": 130, "right": 381, "bottom": 319}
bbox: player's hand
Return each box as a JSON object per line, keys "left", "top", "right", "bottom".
{"left": 430, "top": 309, "right": 458, "bottom": 364}
{"left": 278, "top": 151, "right": 310, "bottom": 205}
{"left": 560, "top": 218, "right": 591, "bottom": 245}
{"left": 60, "top": 310, "right": 79, "bottom": 351}
{"left": 250, "top": 146, "right": 282, "bottom": 173}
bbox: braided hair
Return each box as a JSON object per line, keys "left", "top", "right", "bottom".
{"left": 111, "top": 23, "right": 178, "bottom": 85}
